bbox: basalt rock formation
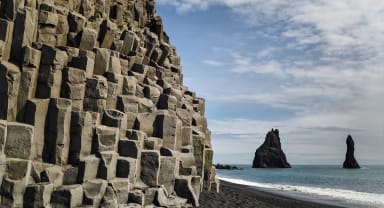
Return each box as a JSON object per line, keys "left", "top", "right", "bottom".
{"left": 343, "top": 135, "right": 360, "bottom": 169}
{"left": 215, "top": 164, "right": 240, "bottom": 170}
{"left": 252, "top": 129, "right": 291, "bottom": 168}
{"left": 0, "top": 0, "right": 219, "bottom": 206}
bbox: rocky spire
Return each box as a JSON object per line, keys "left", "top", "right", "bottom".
{"left": 343, "top": 135, "right": 360, "bottom": 169}
{"left": 252, "top": 129, "right": 291, "bottom": 168}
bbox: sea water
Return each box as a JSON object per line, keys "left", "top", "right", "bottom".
{"left": 217, "top": 165, "right": 384, "bottom": 208}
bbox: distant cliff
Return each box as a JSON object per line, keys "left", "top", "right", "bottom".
{"left": 252, "top": 129, "right": 291, "bottom": 168}
{"left": 0, "top": 0, "right": 218, "bottom": 206}
{"left": 343, "top": 135, "right": 360, "bottom": 169}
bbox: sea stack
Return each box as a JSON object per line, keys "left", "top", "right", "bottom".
{"left": 252, "top": 129, "right": 291, "bottom": 168}
{"left": 343, "top": 135, "right": 360, "bottom": 169}
{"left": 0, "top": 0, "right": 218, "bottom": 206}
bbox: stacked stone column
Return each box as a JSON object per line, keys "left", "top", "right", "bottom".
{"left": 0, "top": 0, "right": 218, "bottom": 207}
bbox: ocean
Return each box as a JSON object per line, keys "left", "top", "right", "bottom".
{"left": 217, "top": 165, "right": 384, "bottom": 208}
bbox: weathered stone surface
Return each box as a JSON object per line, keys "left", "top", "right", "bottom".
{"left": 69, "top": 51, "right": 95, "bottom": 78}
{"left": 1, "top": 177, "right": 28, "bottom": 207}
{"left": 134, "top": 112, "right": 157, "bottom": 136}
{"left": 36, "top": 65, "right": 62, "bottom": 99}
{"left": 153, "top": 113, "right": 182, "bottom": 150}
{"left": 110, "top": 178, "right": 130, "bottom": 204}
{"left": 0, "top": 62, "right": 20, "bottom": 121}
{"left": 20, "top": 99, "right": 49, "bottom": 161}
{"left": 23, "top": 182, "right": 53, "bottom": 208}
{"left": 252, "top": 129, "right": 291, "bottom": 168}
{"left": 41, "top": 165, "right": 64, "bottom": 188}
{"left": 85, "top": 76, "right": 108, "bottom": 99}
{"left": 0, "top": 19, "right": 14, "bottom": 60}
{"left": 0, "top": 158, "right": 31, "bottom": 207}
{"left": 17, "top": 67, "right": 38, "bottom": 119}
{"left": 51, "top": 184, "right": 83, "bottom": 208}
{"left": 0, "top": 120, "right": 6, "bottom": 153}
{"left": 93, "top": 125, "right": 119, "bottom": 153}
{"left": 102, "top": 109, "right": 127, "bottom": 136}
{"left": 69, "top": 111, "right": 92, "bottom": 165}
{"left": 62, "top": 67, "right": 86, "bottom": 84}
{"left": 192, "top": 136, "right": 205, "bottom": 178}
{"left": 154, "top": 186, "right": 169, "bottom": 207}
{"left": 4, "top": 122, "right": 34, "bottom": 159}
{"left": 159, "top": 156, "right": 176, "bottom": 194}
{"left": 128, "top": 190, "right": 144, "bottom": 206}
{"left": 23, "top": 45, "right": 41, "bottom": 67}
{"left": 78, "top": 155, "right": 99, "bottom": 182}
{"left": 82, "top": 179, "right": 107, "bottom": 207}
{"left": 5, "top": 158, "right": 31, "bottom": 181}
{"left": 97, "top": 151, "right": 118, "bottom": 180}
{"left": 63, "top": 166, "right": 79, "bottom": 185}
{"left": 39, "top": 44, "right": 68, "bottom": 68}
{"left": 100, "top": 185, "right": 119, "bottom": 207}
{"left": 343, "top": 135, "right": 360, "bottom": 169}
{"left": 98, "top": 19, "right": 117, "bottom": 49}
{"left": 140, "top": 150, "right": 160, "bottom": 187}
{"left": 10, "top": 8, "right": 38, "bottom": 63}
{"left": 83, "top": 98, "right": 106, "bottom": 113}
{"left": 121, "top": 31, "right": 139, "bottom": 56}
{"left": 0, "top": 0, "right": 218, "bottom": 206}
{"left": 116, "top": 157, "right": 137, "bottom": 184}
{"left": 157, "top": 94, "right": 176, "bottom": 111}
{"left": 79, "top": 28, "right": 98, "bottom": 51}
{"left": 93, "top": 48, "right": 110, "bottom": 75}
{"left": 68, "top": 11, "right": 86, "bottom": 34}
{"left": 174, "top": 176, "right": 199, "bottom": 207}
{"left": 44, "top": 98, "right": 72, "bottom": 165}
{"left": 117, "top": 95, "right": 139, "bottom": 113}
{"left": 118, "top": 139, "right": 139, "bottom": 158}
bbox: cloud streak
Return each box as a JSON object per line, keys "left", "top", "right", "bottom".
{"left": 159, "top": 0, "right": 384, "bottom": 64}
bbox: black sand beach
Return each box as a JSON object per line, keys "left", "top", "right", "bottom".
{"left": 199, "top": 180, "right": 345, "bottom": 208}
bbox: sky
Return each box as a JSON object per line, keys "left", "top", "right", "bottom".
{"left": 156, "top": 0, "right": 384, "bottom": 165}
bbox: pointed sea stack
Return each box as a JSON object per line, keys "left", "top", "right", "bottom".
{"left": 343, "top": 135, "right": 360, "bottom": 169}
{"left": 252, "top": 129, "right": 291, "bottom": 168}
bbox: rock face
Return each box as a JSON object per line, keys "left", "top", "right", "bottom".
{"left": 343, "top": 135, "right": 360, "bottom": 169}
{"left": 252, "top": 129, "right": 291, "bottom": 168}
{"left": 0, "top": 0, "right": 218, "bottom": 206}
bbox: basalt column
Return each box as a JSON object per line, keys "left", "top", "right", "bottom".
{"left": 0, "top": 0, "right": 218, "bottom": 206}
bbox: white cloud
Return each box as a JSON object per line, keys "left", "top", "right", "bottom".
{"left": 256, "top": 47, "right": 276, "bottom": 59}
{"left": 202, "top": 59, "right": 225, "bottom": 67}
{"left": 159, "top": 0, "right": 384, "bottom": 63}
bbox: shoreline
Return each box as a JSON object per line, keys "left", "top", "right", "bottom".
{"left": 199, "top": 180, "right": 346, "bottom": 208}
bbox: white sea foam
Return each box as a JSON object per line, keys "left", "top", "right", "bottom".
{"left": 218, "top": 177, "right": 384, "bottom": 208}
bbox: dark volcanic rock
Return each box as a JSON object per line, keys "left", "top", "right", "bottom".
{"left": 343, "top": 135, "right": 360, "bottom": 169}
{"left": 215, "top": 164, "right": 240, "bottom": 170}
{"left": 252, "top": 129, "right": 291, "bottom": 168}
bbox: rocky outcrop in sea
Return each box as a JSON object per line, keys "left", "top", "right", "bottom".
{"left": 343, "top": 135, "right": 360, "bottom": 169}
{"left": 0, "top": 0, "right": 218, "bottom": 206}
{"left": 252, "top": 129, "right": 291, "bottom": 168}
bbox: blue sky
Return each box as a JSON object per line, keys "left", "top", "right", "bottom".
{"left": 156, "top": 0, "right": 384, "bottom": 165}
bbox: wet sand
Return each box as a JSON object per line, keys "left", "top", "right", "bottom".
{"left": 199, "top": 180, "right": 346, "bottom": 208}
